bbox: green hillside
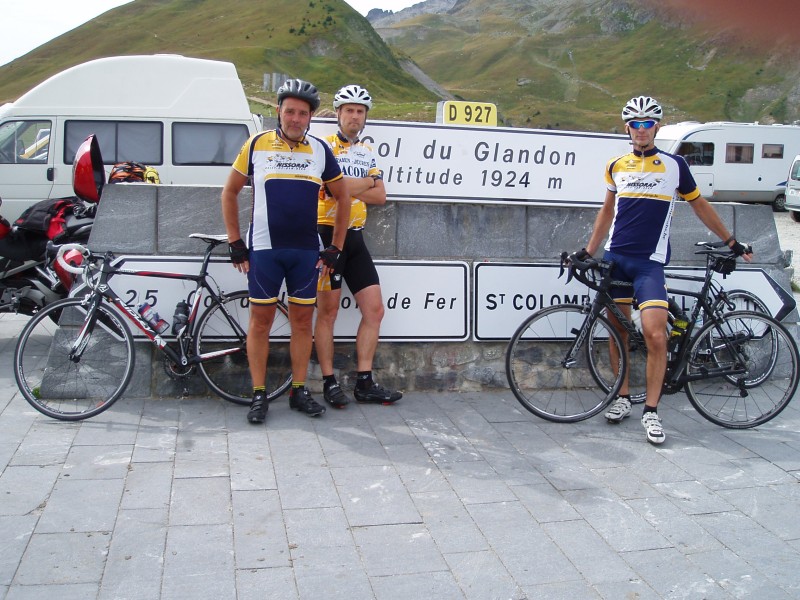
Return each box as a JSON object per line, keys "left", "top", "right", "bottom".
{"left": 1, "top": 0, "right": 798, "bottom": 132}
{"left": 0, "top": 0, "right": 436, "bottom": 120}
{"left": 376, "top": 0, "right": 800, "bottom": 131}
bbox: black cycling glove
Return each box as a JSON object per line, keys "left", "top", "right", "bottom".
{"left": 729, "top": 240, "right": 751, "bottom": 257}
{"left": 319, "top": 245, "right": 342, "bottom": 270}
{"left": 228, "top": 239, "right": 248, "bottom": 264}
{"left": 571, "top": 248, "right": 591, "bottom": 262}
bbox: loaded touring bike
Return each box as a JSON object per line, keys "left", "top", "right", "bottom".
{"left": 505, "top": 241, "right": 799, "bottom": 429}
{"left": 13, "top": 234, "right": 292, "bottom": 421}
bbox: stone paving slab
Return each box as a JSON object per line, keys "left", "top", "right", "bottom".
{"left": 2, "top": 312, "right": 800, "bottom": 599}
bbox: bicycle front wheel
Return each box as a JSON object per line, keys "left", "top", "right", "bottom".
{"left": 685, "top": 310, "right": 799, "bottom": 428}
{"left": 195, "top": 291, "right": 292, "bottom": 405}
{"left": 14, "top": 297, "right": 135, "bottom": 421}
{"left": 506, "top": 304, "right": 624, "bottom": 422}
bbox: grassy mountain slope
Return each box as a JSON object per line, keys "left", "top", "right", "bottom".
{"left": 0, "top": 0, "right": 436, "bottom": 119}
{"left": 375, "top": 0, "right": 800, "bottom": 131}
{"left": 2, "top": 0, "right": 798, "bottom": 132}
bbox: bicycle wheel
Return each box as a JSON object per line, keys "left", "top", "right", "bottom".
{"left": 685, "top": 311, "right": 799, "bottom": 428}
{"left": 195, "top": 291, "right": 292, "bottom": 405}
{"left": 506, "top": 304, "right": 624, "bottom": 422}
{"left": 723, "top": 289, "right": 770, "bottom": 315}
{"left": 588, "top": 310, "right": 648, "bottom": 404}
{"left": 14, "top": 297, "right": 135, "bottom": 421}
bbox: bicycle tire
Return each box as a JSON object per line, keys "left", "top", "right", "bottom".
{"left": 506, "top": 304, "right": 624, "bottom": 422}
{"left": 685, "top": 310, "right": 799, "bottom": 429}
{"left": 14, "top": 297, "right": 135, "bottom": 421}
{"left": 724, "top": 289, "right": 770, "bottom": 315}
{"left": 195, "top": 291, "right": 292, "bottom": 405}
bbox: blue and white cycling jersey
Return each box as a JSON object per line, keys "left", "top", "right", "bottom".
{"left": 604, "top": 146, "right": 700, "bottom": 264}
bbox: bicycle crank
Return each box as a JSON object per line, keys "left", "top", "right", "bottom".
{"left": 163, "top": 357, "right": 196, "bottom": 380}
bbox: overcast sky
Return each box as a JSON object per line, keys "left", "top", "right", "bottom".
{"left": 0, "top": 0, "right": 420, "bottom": 67}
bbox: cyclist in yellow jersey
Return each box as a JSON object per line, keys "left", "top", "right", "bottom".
{"left": 579, "top": 96, "right": 752, "bottom": 445}
{"left": 315, "top": 85, "right": 402, "bottom": 407}
{"left": 221, "top": 79, "right": 350, "bottom": 424}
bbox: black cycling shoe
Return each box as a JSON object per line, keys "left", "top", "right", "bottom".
{"left": 247, "top": 391, "right": 268, "bottom": 424}
{"left": 323, "top": 382, "right": 349, "bottom": 408}
{"left": 354, "top": 382, "right": 402, "bottom": 404}
{"left": 289, "top": 388, "right": 326, "bottom": 417}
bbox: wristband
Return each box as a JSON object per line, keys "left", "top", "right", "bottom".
{"left": 723, "top": 235, "right": 735, "bottom": 245}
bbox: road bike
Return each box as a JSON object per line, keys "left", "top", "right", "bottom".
{"left": 13, "top": 234, "right": 292, "bottom": 420}
{"left": 505, "top": 242, "right": 799, "bottom": 429}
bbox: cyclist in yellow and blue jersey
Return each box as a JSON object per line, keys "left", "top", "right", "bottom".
{"left": 221, "top": 78, "right": 351, "bottom": 424}
{"left": 580, "top": 96, "right": 752, "bottom": 445}
{"left": 314, "top": 84, "right": 402, "bottom": 408}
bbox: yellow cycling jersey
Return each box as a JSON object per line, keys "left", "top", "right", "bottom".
{"left": 318, "top": 133, "right": 382, "bottom": 229}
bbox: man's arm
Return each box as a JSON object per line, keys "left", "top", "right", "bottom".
{"left": 585, "top": 189, "right": 616, "bottom": 256}
{"left": 689, "top": 196, "right": 753, "bottom": 262}
{"left": 221, "top": 169, "right": 249, "bottom": 273}
{"left": 325, "top": 177, "right": 351, "bottom": 250}
{"left": 347, "top": 175, "right": 386, "bottom": 206}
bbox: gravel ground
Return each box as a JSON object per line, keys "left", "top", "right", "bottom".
{"left": 774, "top": 211, "right": 800, "bottom": 290}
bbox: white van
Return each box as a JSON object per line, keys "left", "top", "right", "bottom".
{"left": 785, "top": 154, "right": 800, "bottom": 223}
{"left": 656, "top": 121, "right": 800, "bottom": 212}
{"left": 0, "top": 54, "right": 262, "bottom": 220}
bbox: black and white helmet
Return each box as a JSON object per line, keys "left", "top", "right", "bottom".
{"left": 333, "top": 84, "right": 373, "bottom": 110}
{"left": 277, "top": 78, "right": 320, "bottom": 111}
{"left": 621, "top": 96, "right": 663, "bottom": 122}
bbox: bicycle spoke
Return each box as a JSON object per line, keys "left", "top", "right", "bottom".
{"left": 506, "top": 305, "right": 622, "bottom": 422}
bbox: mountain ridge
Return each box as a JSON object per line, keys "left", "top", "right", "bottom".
{"left": 1, "top": 0, "right": 798, "bottom": 132}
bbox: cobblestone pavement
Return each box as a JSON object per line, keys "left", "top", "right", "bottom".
{"left": 2, "top": 303, "right": 800, "bottom": 599}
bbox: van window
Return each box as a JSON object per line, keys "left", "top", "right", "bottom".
{"left": 64, "top": 120, "right": 163, "bottom": 165}
{"left": 762, "top": 144, "right": 784, "bottom": 159}
{"left": 172, "top": 122, "right": 250, "bottom": 166}
{"left": 677, "top": 141, "right": 714, "bottom": 166}
{"left": 791, "top": 160, "right": 800, "bottom": 181}
{"left": 725, "top": 143, "right": 754, "bottom": 164}
{"left": 0, "top": 120, "right": 51, "bottom": 164}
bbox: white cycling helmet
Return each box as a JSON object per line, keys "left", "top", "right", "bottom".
{"left": 621, "top": 96, "right": 663, "bottom": 122}
{"left": 333, "top": 84, "right": 373, "bottom": 110}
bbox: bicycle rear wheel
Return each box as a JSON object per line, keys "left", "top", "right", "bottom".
{"left": 195, "top": 291, "right": 292, "bottom": 405}
{"left": 685, "top": 310, "right": 799, "bottom": 428}
{"left": 506, "top": 304, "right": 624, "bottom": 422}
{"left": 14, "top": 297, "right": 135, "bottom": 421}
{"left": 724, "top": 289, "right": 770, "bottom": 315}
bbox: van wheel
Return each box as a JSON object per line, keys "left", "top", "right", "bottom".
{"left": 791, "top": 210, "right": 800, "bottom": 223}
{"left": 772, "top": 194, "right": 786, "bottom": 212}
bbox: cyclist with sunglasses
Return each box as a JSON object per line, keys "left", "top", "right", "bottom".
{"left": 576, "top": 95, "right": 752, "bottom": 444}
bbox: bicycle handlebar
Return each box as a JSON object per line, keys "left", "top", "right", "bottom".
{"left": 55, "top": 243, "right": 91, "bottom": 275}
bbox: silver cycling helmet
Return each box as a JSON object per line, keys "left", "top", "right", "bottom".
{"left": 333, "top": 84, "right": 373, "bottom": 110}
{"left": 277, "top": 78, "right": 320, "bottom": 112}
{"left": 621, "top": 96, "right": 663, "bottom": 122}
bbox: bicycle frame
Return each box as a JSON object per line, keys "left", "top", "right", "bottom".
{"left": 566, "top": 251, "right": 751, "bottom": 394}
{"left": 69, "top": 241, "right": 246, "bottom": 370}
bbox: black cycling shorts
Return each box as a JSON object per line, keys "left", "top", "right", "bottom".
{"left": 317, "top": 225, "right": 379, "bottom": 295}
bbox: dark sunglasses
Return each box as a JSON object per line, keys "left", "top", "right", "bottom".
{"left": 628, "top": 120, "right": 657, "bottom": 130}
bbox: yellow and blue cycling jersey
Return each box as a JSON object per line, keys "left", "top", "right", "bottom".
{"left": 604, "top": 147, "right": 701, "bottom": 264}
{"left": 318, "top": 133, "right": 382, "bottom": 229}
{"left": 232, "top": 130, "right": 343, "bottom": 251}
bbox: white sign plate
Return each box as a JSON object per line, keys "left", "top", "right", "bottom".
{"left": 78, "top": 257, "right": 470, "bottom": 342}
{"left": 310, "top": 118, "right": 629, "bottom": 207}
